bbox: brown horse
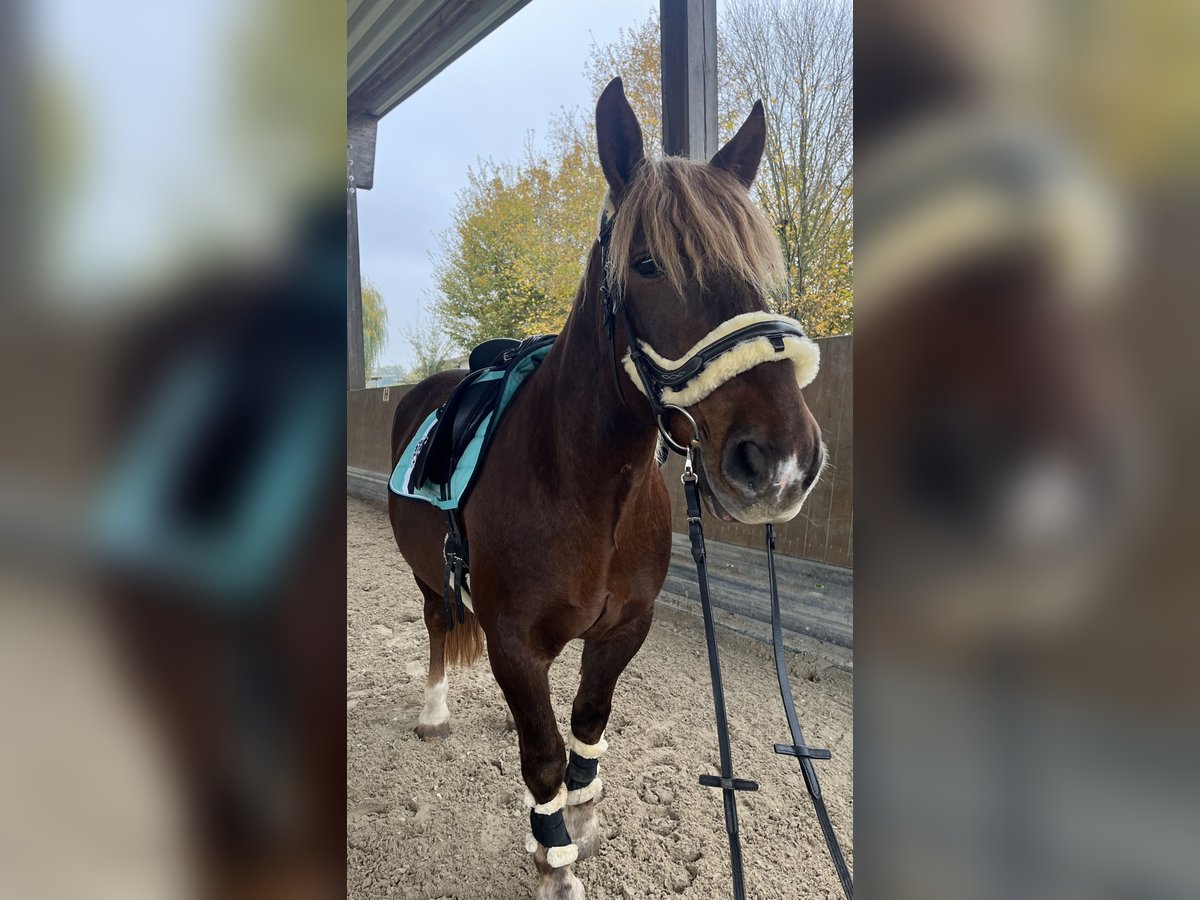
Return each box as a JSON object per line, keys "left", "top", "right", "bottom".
{"left": 388, "top": 78, "right": 823, "bottom": 899}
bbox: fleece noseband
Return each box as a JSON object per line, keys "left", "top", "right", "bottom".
{"left": 622, "top": 311, "right": 819, "bottom": 410}
{"left": 598, "top": 210, "right": 820, "bottom": 427}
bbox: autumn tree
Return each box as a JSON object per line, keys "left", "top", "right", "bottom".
{"left": 431, "top": 2, "right": 853, "bottom": 344}
{"left": 402, "top": 311, "right": 459, "bottom": 382}
{"left": 432, "top": 132, "right": 602, "bottom": 349}
{"left": 720, "top": 0, "right": 853, "bottom": 335}
{"left": 361, "top": 278, "right": 389, "bottom": 376}
{"left": 585, "top": 17, "right": 664, "bottom": 154}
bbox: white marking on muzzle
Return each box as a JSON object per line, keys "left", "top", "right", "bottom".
{"left": 734, "top": 441, "right": 828, "bottom": 525}
{"left": 774, "top": 454, "right": 803, "bottom": 495}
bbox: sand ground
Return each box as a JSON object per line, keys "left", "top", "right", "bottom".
{"left": 347, "top": 496, "right": 853, "bottom": 899}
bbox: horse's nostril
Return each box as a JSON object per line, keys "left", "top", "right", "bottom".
{"left": 724, "top": 438, "right": 770, "bottom": 492}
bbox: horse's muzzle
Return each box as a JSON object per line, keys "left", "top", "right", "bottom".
{"left": 709, "top": 432, "right": 825, "bottom": 525}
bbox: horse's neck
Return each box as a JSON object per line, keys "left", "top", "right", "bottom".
{"left": 536, "top": 243, "right": 660, "bottom": 485}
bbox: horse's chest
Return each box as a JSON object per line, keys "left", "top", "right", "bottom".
{"left": 465, "top": 441, "right": 670, "bottom": 600}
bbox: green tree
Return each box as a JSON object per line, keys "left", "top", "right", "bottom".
{"left": 431, "top": 133, "right": 602, "bottom": 349}
{"left": 720, "top": 0, "right": 854, "bottom": 336}
{"left": 586, "top": 17, "right": 664, "bottom": 153}
{"left": 431, "top": 3, "right": 853, "bottom": 342}
{"left": 402, "top": 311, "right": 459, "bottom": 382}
{"left": 361, "top": 278, "right": 389, "bottom": 377}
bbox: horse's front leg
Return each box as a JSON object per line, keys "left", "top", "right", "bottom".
{"left": 566, "top": 604, "right": 655, "bottom": 862}
{"left": 489, "top": 636, "right": 584, "bottom": 900}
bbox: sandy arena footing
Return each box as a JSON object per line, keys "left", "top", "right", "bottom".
{"left": 347, "top": 496, "right": 853, "bottom": 899}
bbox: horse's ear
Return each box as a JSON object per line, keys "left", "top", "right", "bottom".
{"left": 710, "top": 100, "right": 766, "bottom": 189}
{"left": 595, "top": 77, "right": 645, "bottom": 203}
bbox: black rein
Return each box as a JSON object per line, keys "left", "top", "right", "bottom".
{"left": 680, "top": 456, "right": 853, "bottom": 900}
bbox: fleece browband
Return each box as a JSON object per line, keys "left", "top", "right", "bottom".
{"left": 622, "top": 311, "right": 820, "bottom": 409}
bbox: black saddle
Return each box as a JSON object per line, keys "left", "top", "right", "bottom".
{"left": 409, "top": 335, "right": 553, "bottom": 501}
{"left": 469, "top": 337, "right": 521, "bottom": 372}
{"left": 410, "top": 372, "right": 501, "bottom": 495}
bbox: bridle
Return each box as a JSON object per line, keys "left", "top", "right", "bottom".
{"left": 595, "top": 207, "right": 853, "bottom": 900}
{"left": 596, "top": 209, "right": 818, "bottom": 457}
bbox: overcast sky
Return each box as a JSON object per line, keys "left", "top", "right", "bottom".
{"left": 357, "top": 0, "right": 658, "bottom": 369}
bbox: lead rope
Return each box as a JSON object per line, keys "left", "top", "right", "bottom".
{"left": 677, "top": 438, "right": 853, "bottom": 900}
{"left": 766, "top": 523, "right": 854, "bottom": 899}
{"left": 680, "top": 447, "right": 757, "bottom": 900}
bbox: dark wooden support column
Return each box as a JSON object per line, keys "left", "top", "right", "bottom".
{"left": 660, "top": 0, "right": 718, "bottom": 160}
{"left": 347, "top": 187, "right": 365, "bottom": 391}
{"left": 346, "top": 115, "right": 377, "bottom": 391}
{"left": 348, "top": 115, "right": 379, "bottom": 190}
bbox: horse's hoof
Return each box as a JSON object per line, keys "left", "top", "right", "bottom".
{"left": 564, "top": 801, "right": 601, "bottom": 862}
{"left": 415, "top": 721, "right": 450, "bottom": 741}
{"left": 533, "top": 868, "right": 585, "bottom": 900}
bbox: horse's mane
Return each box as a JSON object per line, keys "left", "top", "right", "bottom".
{"left": 607, "top": 157, "right": 785, "bottom": 298}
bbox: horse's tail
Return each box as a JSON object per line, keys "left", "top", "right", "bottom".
{"left": 444, "top": 606, "right": 486, "bottom": 668}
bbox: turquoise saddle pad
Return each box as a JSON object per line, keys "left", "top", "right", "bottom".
{"left": 389, "top": 339, "right": 553, "bottom": 510}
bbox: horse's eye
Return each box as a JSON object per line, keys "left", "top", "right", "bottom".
{"left": 632, "top": 255, "right": 662, "bottom": 279}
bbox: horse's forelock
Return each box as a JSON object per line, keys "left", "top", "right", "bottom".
{"left": 607, "top": 158, "right": 784, "bottom": 299}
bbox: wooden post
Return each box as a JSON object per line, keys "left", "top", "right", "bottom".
{"left": 347, "top": 186, "right": 365, "bottom": 391}
{"left": 660, "top": 0, "right": 718, "bottom": 160}
{"left": 348, "top": 115, "right": 379, "bottom": 190}
{"left": 346, "top": 115, "right": 376, "bottom": 391}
